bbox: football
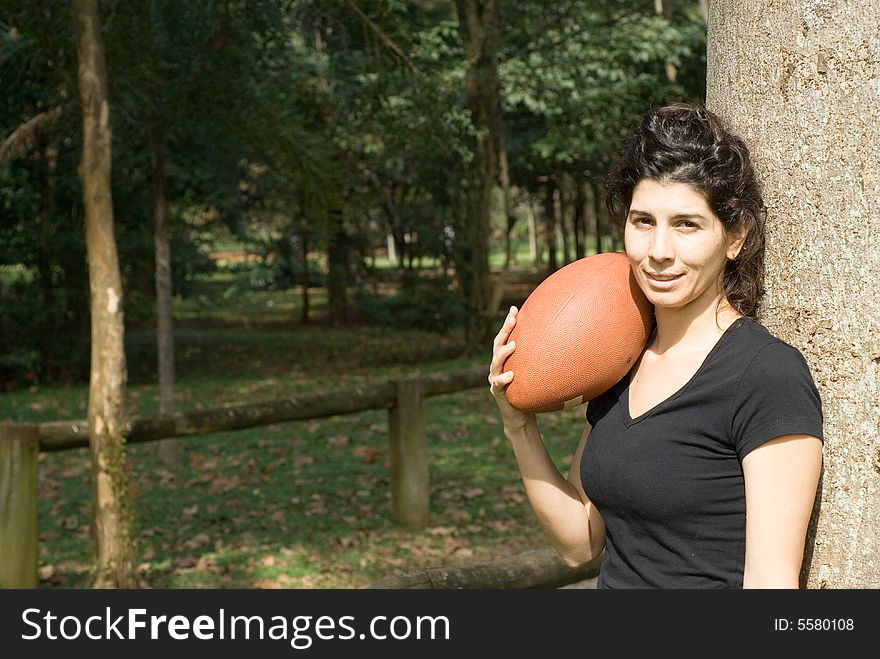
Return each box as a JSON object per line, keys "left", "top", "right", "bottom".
{"left": 503, "top": 252, "right": 654, "bottom": 413}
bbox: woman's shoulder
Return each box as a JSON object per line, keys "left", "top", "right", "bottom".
{"left": 708, "top": 316, "right": 820, "bottom": 398}
{"left": 726, "top": 318, "right": 824, "bottom": 453}
{"left": 723, "top": 316, "right": 808, "bottom": 361}
{"left": 723, "top": 316, "right": 820, "bottom": 393}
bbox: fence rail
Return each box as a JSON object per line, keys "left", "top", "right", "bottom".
{"left": 0, "top": 365, "right": 490, "bottom": 588}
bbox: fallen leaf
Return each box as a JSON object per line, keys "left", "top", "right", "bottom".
{"left": 427, "top": 526, "right": 456, "bottom": 536}
{"left": 462, "top": 487, "right": 484, "bottom": 499}
{"left": 254, "top": 579, "right": 283, "bottom": 589}
{"left": 183, "top": 533, "right": 211, "bottom": 550}
{"left": 327, "top": 435, "right": 349, "bottom": 448}
{"left": 60, "top": 465, "right": 83, "bottom": 479}
{"left": 446, "top": 508, "right": 471, "bottom": 523}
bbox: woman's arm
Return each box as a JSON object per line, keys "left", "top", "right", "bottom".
{"left": 489, "top": 305, "right": 604, "bottom": 568}
{"left": 505, "top": 418, "right": 605, "bottom": 568}
{"left": 741, "top": 434, "right": 823, "bottom": 588}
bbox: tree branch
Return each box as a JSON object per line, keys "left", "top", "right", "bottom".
{"left": 344, "top": 0, "right": 416, "bottom": 73}
{"left": 0, "top": 107, "right": 63, "bottom": 168}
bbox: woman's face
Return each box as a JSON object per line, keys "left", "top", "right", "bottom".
{"left": 624, "top": 179, "right": 745, "bottom": 314}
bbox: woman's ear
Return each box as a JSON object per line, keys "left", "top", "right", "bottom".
{"left": 727, "top": 225, "right": 748, "bottom": 260}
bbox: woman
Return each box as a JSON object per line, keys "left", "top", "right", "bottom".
{"left": 488, "top": 103, "right": 824, "bottom": 588}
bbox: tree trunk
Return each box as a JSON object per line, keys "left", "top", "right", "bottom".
{"left": 528, "top": 203, "right": 539, "bottom": 264}
{"left": 34, "top": 142, "right": 59, "bottom": 380}
{"left": 386, "top": 232, "right": 397, "bottom": 265}
{"left": 313, "top": 30, "right": 349, "bottom": 327}
{"left": 698, "top": 0, "right": 708, "bottom": 22}
{"left": 654, "top": 0, "right": 678, "bottom": 83}
{"left": 300, "top": 212, "right": 311, "bottom": 325}
{"left": 590, "top": 181, "right": 604, "bottom": 255}
{"left": 326, "top": 209, "right": 350, "bottom": 325}
{"left": 499, "top": 127, "right": 516, "bottom": 269}
{"left": 455, "top": 0, "right": 501, "bottom": 349}
{"left": 72, "top": 0, "right": 140, "bottom": 588}
{"left": 149, "top": 123, "right": 180, "bottom": 466}
{"left": 544, "top": 182, "right": 557, "bottom": 273}
{"left": 573, "top": 174, "right": 586, "bottom": 260}
{"left": 554, "top": 183, "right": 570, "bottom": 266}
{"left": 707, "top": 0, "right": 880, "bottom": 588}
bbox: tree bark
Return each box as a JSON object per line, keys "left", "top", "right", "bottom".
{"left": 707, "top": 0, "right": 880, "bottom": 588}
{"left": 299, "top": 209, "right": 311, "bottom": 325}
{"left": 590, "top": 181, "right": 604, "bottom": 255}
{"left": 34, "top": 141, "right": 59, "bottom": 380}
{"left": 313, "top": 30, "right": 350, "bottom": 326}
{"left": 573, "top": 173, "right": 586, "bottom": 260}
{"left": 372, "top": 548, "right": 602, "bottom": 589}
{"left": 544, "top": 181, "right": 558, "bottom": 273}
{"left": 455, "top": 0, "right": 501, "bottom": 348}
{"left": 554, "top": 182, "right": 570, "bottom": 266}
{"left": 498, "top": 127, "right": 516, "bottom": 269}
{"left": 72, "top": 0, "right": 140, "bottom": 588}
{"left": 326, "top": 210, "right": 350, "bottom": 325}
{"left": 149, "top": 123, "right": 180, "bottom": 466}
{"left": 655, "top": 0, "right": 678, "bottom": 83}
{"left": 527, "top": 203, "right": 539, "bottom": 264}
{"left": 0, "top": 424, "right": 39, "bottom": 588}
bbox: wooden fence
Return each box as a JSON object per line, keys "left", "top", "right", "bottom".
{"left": 0, "top": 365, "right": 490, "bottom": 588}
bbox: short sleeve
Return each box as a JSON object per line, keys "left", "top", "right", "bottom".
{"left": 729, "top": 342, "right": 824, "bottom": 460}
{"left": 585, "top": 381, "right": 620, "bottom": 427}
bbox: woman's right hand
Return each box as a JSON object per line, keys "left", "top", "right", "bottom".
{"left": 488, "top": 305, "right": 535, "bottom": 431}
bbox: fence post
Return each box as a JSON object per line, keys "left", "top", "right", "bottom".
{"left": 0, "top": 423, "right": 39, "bottom": 588}
{"left": 388, "top": 377, "right": 429, "bottom": 529}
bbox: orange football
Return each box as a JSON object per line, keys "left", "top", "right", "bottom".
{"left": 504, "top": 252, "right": 654, "bottom": 413}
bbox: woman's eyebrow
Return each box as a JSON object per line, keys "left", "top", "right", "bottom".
{"left": 628, "top": 209, "right": 708, "bottom": 221}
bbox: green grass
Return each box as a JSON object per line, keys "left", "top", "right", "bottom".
{"left": 2, "top": 275, "right": 589, "bottom": 589}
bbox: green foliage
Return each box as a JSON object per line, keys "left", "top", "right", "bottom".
{"left": 501, "top": 2, "right": 706, "bottom": 180}
{"left": 355, "top": 277, "right": 468, "bottom": 334}
{"left": 1, "top": 0, "right": 707, "bottom": 383}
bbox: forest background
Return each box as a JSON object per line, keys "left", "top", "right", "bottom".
{"left": 1, "top": 0, "right": 759, "bottom": 589}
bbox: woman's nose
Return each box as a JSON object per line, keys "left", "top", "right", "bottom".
{"left": 648, "top": 226, "right": 674, "bottom": 262}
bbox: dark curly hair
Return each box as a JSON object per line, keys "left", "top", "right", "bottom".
{"left": 603, "top": 102, "right": 766, "bottom": 319}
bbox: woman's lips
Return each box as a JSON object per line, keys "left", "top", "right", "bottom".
{"left": 645, "top": 272, "right": 684, "bottom": 288}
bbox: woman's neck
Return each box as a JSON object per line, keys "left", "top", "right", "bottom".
{"left": 651, "top": 297, "right": 742, "bottom": 355}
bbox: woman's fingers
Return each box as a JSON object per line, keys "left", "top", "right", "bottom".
{"left": 492, "top": 305, "right": 518, "bottom": 351}
{"left": 489, "top": 343, "right": 516, "bottom": 388}
{"left": 489, "top": 369, "right": 514, "bottom": 394}
{"left": 489, "top": 306, "right": 520, "bottom": 394}
{"left": 489, "top": 339, "right": 516, "bottom": 376}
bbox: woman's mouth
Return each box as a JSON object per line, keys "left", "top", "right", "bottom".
{"left": 645, "top": 272, "right": 684, "bottom": 288}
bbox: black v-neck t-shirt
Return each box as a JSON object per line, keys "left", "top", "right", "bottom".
{"left": 580, "top": 317, "right": 824, "bottom": 588}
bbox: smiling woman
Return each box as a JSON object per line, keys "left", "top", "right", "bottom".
{"left": 487, "top": 102, "right": 824, "bottom": 589}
